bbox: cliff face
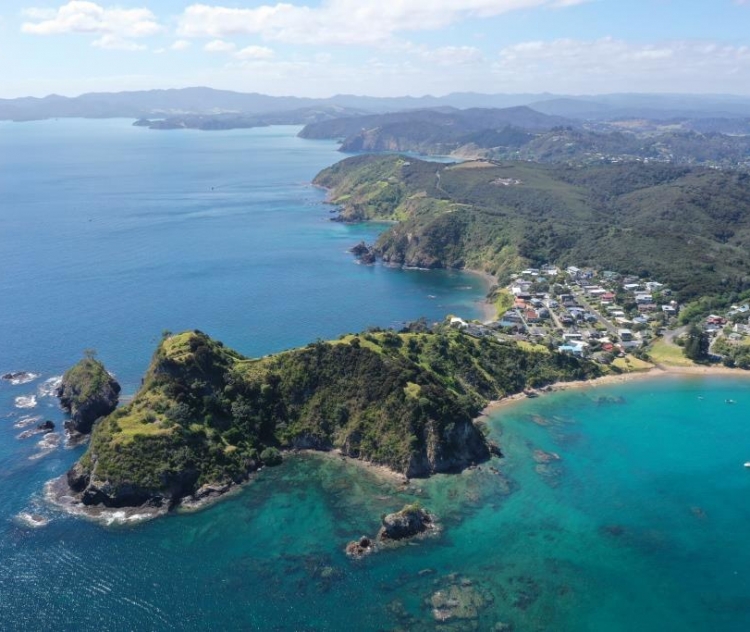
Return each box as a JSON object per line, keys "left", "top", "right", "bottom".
{"left": 56, "top": 357, "right": 120, "bottom": 434}
{"left": 63, "top": 328, "right": 600, "bottom": 511}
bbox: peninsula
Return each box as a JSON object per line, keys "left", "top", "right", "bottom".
{"left": 58, "top": 326, "right": 599, "bottom": 515}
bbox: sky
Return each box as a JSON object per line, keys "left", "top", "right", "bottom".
{"left": 1, "top": 0, "right": 750, "bottom": 98}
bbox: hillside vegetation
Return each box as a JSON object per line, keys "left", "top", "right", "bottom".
{"left": 301, "top": 109, "right": 750, "bottom": 169}
{"left": 314, "top": 155, "right": 750, "bottom": 303}
{"left": 66, "top": 328, "right": 599, "bottom": 509}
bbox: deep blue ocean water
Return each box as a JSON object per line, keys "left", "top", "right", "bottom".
{"left": 2, "top": 121, "right": 750, "bottom": 631}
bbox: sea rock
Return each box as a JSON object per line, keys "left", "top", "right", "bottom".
{"left": 345, "top": 536, "right": 373, "bottom": 559}
{"left": 350, "top": 241, "right": 376, "bottom": 264}
{"left": 2, "top": 371, "right": 35, "bottom": 383}
{"left": 56, "top": 356, "right": 120, "bottom": 434}
{"left": 37, "top": 420, "right": 55, "bottom": 433}
{"left": 378, "top": 504, "right": 434, "bottom": 541}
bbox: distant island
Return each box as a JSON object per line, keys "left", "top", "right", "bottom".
{"left": 53, "top": 326, "right": 599, "bottom": 517}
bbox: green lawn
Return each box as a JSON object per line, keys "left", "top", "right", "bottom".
{"left": 648, "top": 339, "right": 695, "bottom": 367}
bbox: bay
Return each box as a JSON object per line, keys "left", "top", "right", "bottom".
{"left": 2, "top": 121, "right": 750, "bottom": 631}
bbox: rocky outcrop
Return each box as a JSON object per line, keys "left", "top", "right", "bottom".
{"left": 350, "top": 241, "right": 376, "bottom": 264}
{"left": 403, "top": 419, "right": 490, "bottom": 478}
{"left": 378, "top": 504, "right": 434, "bottom": 541}
{"left": 345, "top": 536, "right": 373, "bottom": 559}
{"left": 346, "top": 504, "right": 437, "bottom": 558}
{"left": 56, "top": 357, "right": 120, "bottom": 434}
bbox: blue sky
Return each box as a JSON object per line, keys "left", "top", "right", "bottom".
{"left": 1, "top": 0, "right": 750, "bottom": 98}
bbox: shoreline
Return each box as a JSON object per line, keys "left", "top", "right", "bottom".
{"left": 481, "top": 364, "right": 750, "bottom": 415}
{"left": 44, "top": 448, "right": 411, "bottom": 526}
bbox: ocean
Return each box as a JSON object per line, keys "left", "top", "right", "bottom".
{"left": 1, "top": 121, "right": 749, "bottom": 631}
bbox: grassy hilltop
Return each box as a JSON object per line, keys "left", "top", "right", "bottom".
{"left": 314, "top": 155, "right": 750, "bottom": 303}
{"left": 67, "top": 328, "right": 599, "bottom": 509}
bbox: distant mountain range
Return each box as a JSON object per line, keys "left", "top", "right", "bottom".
{"left": 2, "top": 87, "right": 750, "bottom": 122}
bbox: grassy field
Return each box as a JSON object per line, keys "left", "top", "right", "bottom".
{"left": 612, "top": 354, "right": 655, "bottom": 372}
{"left": 648, "top": 339, "right": 695, "bottom": 367}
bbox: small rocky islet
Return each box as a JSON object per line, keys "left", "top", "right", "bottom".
{"left": 55, "top": 355, "right": 121, "bottom": 435}
{"left": 345, "top": 503, "right": 437, "bottom": 558}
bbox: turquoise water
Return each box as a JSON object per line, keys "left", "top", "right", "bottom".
{"left": 2, "top": 121, "right": 750, "bottom": 630}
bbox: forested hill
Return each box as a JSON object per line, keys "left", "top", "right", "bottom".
{"left": 298, "top": 106, "right": 574, "bottom": 150}
{"left": 64, "top": 328, "right": 599, "bottom": 511}
{"left": 314, "top": 155, "right": 750, "bottom": 302}
{"left": 301, "top": 108, "right": 750, "bottom": 169}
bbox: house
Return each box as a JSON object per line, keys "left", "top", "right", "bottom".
{"left": 502, "top": 310, "right": 524, "bottom": 323}
{"left": 618, "top": 329, "right": 634, "bottom": 342}
{"left": 559, "top": 343, "right": 587, "bottom": 356}
{"left": 511, "top": 282, "right": 532, "bottom": 296}
{"left": 601, "top": 292, "right": 616, "bottom": 302}
{"left": 449, "top": 317, "right": 468, "bottom": 328}
{"left": 623, "top": 283, "right": 641, "bottom": 292}
{"left": 525, "top": 309, "right": 541, "bottom": 323}
{"left": 661, "top": 305, "right": 677, "bottom": 315}
{"left": 635, "top": 293, "right": 653, "bottom": 304}
{"left": 567, "top": 266, "right": 581, "bottom": 277}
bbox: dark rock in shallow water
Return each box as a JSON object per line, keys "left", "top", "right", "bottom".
{"left": 2, "top": 371, "right": 35, "bottom": 383}
{"left": 37, "top": 420, "right": 55, "bottom": 433}
{"left": 345, "top": 536, "right": 373, "bottom": 559}
{"left": 56, "top": 357, "right": 120, "bottom": 434}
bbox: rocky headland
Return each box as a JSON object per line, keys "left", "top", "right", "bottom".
{"left": 50, "top": 326, "right": 598, "bottom": 519}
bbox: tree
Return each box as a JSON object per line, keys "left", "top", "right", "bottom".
{"left": 683, "top": 325, "right": 709, "bottom": 362}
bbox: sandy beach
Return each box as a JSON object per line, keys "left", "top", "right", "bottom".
{"left": 481, "top": 364, "right": 750, "bottom": 416}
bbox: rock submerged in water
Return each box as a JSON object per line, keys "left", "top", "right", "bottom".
{"left": 56, "top": 355, "right": 120, "bottom": 435}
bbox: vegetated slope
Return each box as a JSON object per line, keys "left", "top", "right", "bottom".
{"left": 298, "top": 106, "right": 573, "bottom": 150}
{"left": 314, "top": 155, "right": 750, "bottom": 302}
{"left": 68, "top": 329, "right": 599, "bottom": 509}
{"left": 302, "top": 106, "right": 750, "bottom": 168}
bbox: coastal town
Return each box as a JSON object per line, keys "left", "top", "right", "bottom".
{"left": 449, "top": 264, "right": 750, "bottom": 369}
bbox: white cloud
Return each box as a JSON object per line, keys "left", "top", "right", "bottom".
{"left": 493, "top": 38, "right": 750, "bottom": 93}
{"left": 234, "top": 45, "right": 274, "bottom": 61}
{"left": 177, "top": 1, "right": 585, "bottom": 45}
{"left": 22, "top": 2, "right": 161, "bottom": 38}
{"left": 204, "top": 39, "right": 236, "bottom": 53}
{"left": 92, "top": 34, "right": 147, "bottom": 51}
{"left": 416, "top": 45, "right": 484, "bottom": 66}
{"left": 170, "top": 39, "right": 192, "bottom": 51}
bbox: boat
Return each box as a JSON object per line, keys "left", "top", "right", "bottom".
{"left": 726, "top": 399, "right": 736, "bottom": 404}
{"left": 745, "top": 462, "right": 750, "bottom": 469}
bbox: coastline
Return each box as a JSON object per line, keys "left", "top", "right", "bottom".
{"left": 481, "top": 364, "right": 750, "bottom": 416}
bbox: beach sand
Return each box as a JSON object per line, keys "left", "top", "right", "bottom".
{"left": 481, "top": 365, "right": 750, "bottom": 416}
